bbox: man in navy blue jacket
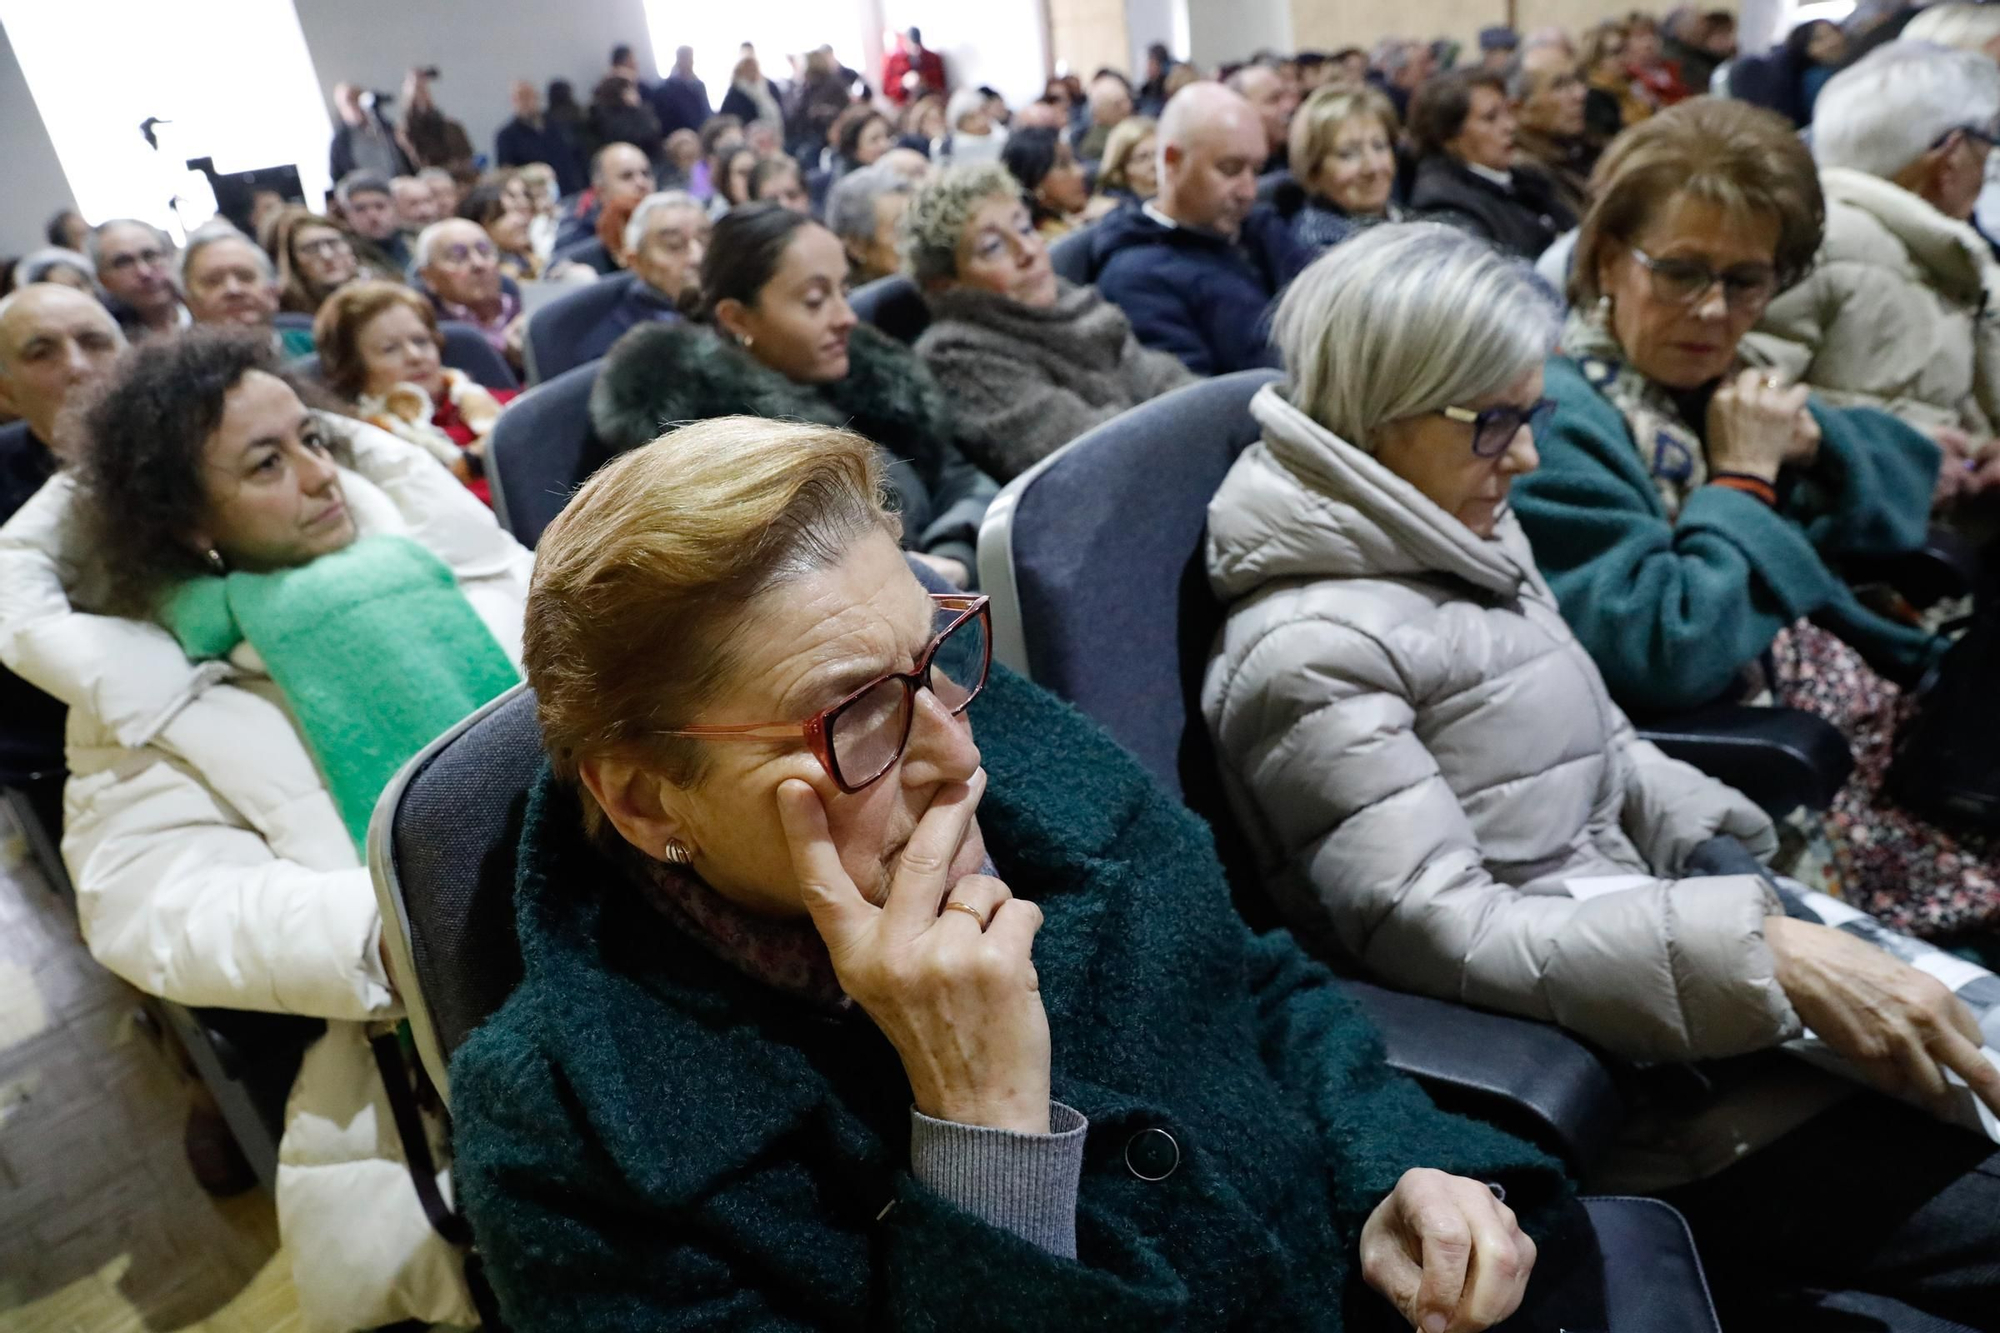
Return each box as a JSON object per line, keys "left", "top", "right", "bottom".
{"left": 496, "top": 80, "right": 586, "bottom": 196}
{"left": 1089, "top": 82, "right": 1312, "bottom": 376}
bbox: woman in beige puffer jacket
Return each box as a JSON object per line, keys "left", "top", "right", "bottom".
{"left": 1204, "top": 223, "right": 1803, "bottom": 1081}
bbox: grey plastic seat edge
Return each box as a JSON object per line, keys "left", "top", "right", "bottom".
{"left": 367, "top": 682, "right": 530, "bottom": 1107}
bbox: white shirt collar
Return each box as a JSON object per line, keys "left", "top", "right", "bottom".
{"left": 1142, "top": 201, "right": 1179, "bottom": 231}
{"left": 1465, "top": 162, "right": 1514, "bottom": 189}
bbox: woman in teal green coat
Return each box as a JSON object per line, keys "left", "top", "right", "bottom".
{"left": 447, "top": 414, "right": 1593, "bottom": 1332}
{"left": 1510, "top": 97, "right": 2000, "bottom": 938}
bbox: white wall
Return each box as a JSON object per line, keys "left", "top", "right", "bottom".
{"left": 1125, "top": 0, "right": 1188, "bottom": 68}
{"left": 292, "top": 0, "right": 657, "bottom": 181}
{"left": 1185, "top": 0, "right": 1290, "bottom": 68}
{"left": 0, "top": 25, "right": 74, "bottom": 255}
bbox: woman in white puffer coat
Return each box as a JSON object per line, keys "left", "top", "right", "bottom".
{"left": 1202, "top": 225, "right": 2000, "bottom": 1189}
{"left": 0, "top": 330, "right": 532, "bottom": 1330}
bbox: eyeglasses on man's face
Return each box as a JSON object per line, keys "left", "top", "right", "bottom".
{"left": 660, "top": 594, "right": 991, "bottom": 793}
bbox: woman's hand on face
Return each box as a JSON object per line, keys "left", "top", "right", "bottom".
{"left": 777, "top": 771, "right": 1053, "bottom": 1134}
{"left": 1767, "top": 916, "right": 2000, "bottom": 1120}
{"left": 1359, "top": 1169, "right": 1536, "bottom": 1333}
{"left": 1707, "top": 369, "right": 1813, "bottom": 483}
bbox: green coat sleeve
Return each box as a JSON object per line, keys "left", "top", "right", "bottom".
{"left": 1241, "top": 927, "right": 1572, "bottom": 1244}
{"left": 1512, "top": 359, "right": 1936, "bottom": 713}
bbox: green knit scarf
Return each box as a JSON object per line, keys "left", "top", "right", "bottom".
{"left": 160, "top": 534, "right": 520, "bottom": 850}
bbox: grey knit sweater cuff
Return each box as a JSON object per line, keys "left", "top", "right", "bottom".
{"left": 909, "top": 1101, "right": 1088, "bottom": 1259}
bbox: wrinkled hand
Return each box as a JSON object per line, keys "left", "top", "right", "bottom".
{"left": 776, "top": 771, "right": 1051, "bottom": 1133}
{"left": 1708, "top": 369, "right": 1813, "bottom": 482}
{"left": 1768, "top": 916, "right": 2000, "bottom": 1119}
{"left": 1360, "top": 1169, "right": 1536, "bottom": 1333}
{"left": 909, "top": 551, "right": 969, "bottom": 589}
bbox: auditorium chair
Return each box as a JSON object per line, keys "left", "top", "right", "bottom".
{"left": 522, "top": 271, "right": 636, "bottom": 384}
{"left": 288, "top": 319, "right": 519, "bottom": 393}
{"left": 1048, "top": 228, "right": 1093, "bottom": 286}
{"left": 485, "top": 357, "right": 603, "bottom": 546}
{"left": 552, "top": 235, "right": 617, "bottom": 275}
{"left": 367, "top": 606, "right": 1720, "bottom": 1333}
{"left": 847, "top": 273, "right": 931, "bottom": 344}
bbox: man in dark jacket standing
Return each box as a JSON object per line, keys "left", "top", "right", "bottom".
{"left": 496, "top": 79, "right": 586, "bottom": 195}
{"left": 653, "top": 45, "right": 712, "bottom": 137}
{"left": 1090, "top": 83, "right": 1311, "bottom": 376}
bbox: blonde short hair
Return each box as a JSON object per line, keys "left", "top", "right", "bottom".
{"left": 1289, "top": 85, "right": 1399, "bottom": 193}
{"left": 899, "top": 162, "right": 1020, "bottom": 285}
{"left": 1096, "top": 116, "right": 1158, "bottom": 195}
{"left": 525, "top": 417, "right": 899, "bottom": 840}
{"left": 1571, "top": 97, "right": 1822, "bottom": 308}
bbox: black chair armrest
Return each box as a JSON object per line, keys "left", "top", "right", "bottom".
{"left": 1843, "top": 524, "right": 1977, "bottom": 611}
{"left": 1341, "top": 980, "right": 1624, "bottom": 1170}
{"left": 1637, "top": 704, "right": 1852, "bottom": 817}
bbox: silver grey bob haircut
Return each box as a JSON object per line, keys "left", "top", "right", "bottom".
{"left": 1273, "top": 222, "right": 1561, "bottom": 451}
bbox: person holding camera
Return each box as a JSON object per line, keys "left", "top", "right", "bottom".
{"left": 329, "top": 80, "right": 411, "bottom": 182}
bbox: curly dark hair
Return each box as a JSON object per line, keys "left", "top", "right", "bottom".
{"left": 74, "top": 328, "right": 343, "bottom": 616}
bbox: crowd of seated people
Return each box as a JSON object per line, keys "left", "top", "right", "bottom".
{"left": 5, "top": 11, "right": 2000, "bottom": 1331}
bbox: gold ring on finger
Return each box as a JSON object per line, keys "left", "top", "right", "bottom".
{"left": 942, "top": 900, "right": 988, "bottom": 930}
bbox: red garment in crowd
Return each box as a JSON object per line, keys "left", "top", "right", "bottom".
{"left": 882, "top": 46, "right": 946, "bottom": 105}
{"left": 432, "top": 386, "right": 518, "bottom": 508}
{"left": 1630, "top": 59, "right": 1690, "bottom": 106}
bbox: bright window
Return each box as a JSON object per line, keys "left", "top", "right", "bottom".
{"left": 1, "top": 0, "right": 331, "bottom": 238}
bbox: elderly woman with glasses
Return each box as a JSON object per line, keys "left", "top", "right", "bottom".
{"left": 905, "top": 163, "right": 1192, "bottom": 480}
{"left": 1747, "top": 43, "right": 2000, "bottom": 489}
{"left": 447, "top": 413, "right": 1601, "bottom": 1333}
{"left": 1507, "top": 99, "right": 2000, "bottom": 940}
{"left": 1205, "top": 220, "right": 2000, "bottom": 1331}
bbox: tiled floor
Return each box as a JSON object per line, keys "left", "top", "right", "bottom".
{"left": 0, "top": 802, "right": 304, "bottom": 1332}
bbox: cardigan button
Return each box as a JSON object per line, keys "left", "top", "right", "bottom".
{"left": 1124, "top": 1127, "right": 1181, "bottom": 1182}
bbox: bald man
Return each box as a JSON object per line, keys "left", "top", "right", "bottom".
{"left": 1087, "top": 82, "right": 1311, "bottom": 375}
{"left": 0, "top": 284, "right": 127, "bottom": 790}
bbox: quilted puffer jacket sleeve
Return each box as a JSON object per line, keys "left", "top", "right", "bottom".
{"left": 63, "top": 751, "right": 397, "bottom": 1022}
{"left": 1614, "top": 722, "right": 1781, "bottom": 873}
{"left": 1204, "top": 615, "right": 1799, "bottom": 1063}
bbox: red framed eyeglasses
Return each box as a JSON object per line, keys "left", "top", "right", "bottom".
{"left": 658, "top": 593, "right": 991, "bottom": 793}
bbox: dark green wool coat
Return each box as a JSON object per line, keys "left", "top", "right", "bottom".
{"left": 1513, "top": 356, "right": 1945, "bottom": 714}
{"left": 451, "top": 666, "right": 1572, "bottom": 1330}
{"left": 586, "top": 318, "right": 996, "bottom": 571}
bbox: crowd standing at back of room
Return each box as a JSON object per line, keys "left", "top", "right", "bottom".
{"left": 7, "top": 6, "right": 2000, "bottom": 1332}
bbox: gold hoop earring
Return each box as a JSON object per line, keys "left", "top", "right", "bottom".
{"left": 662, "top": 838, "right": 692, "bottom": 865}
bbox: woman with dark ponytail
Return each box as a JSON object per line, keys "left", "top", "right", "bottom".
{"left": 588, "top": 202, "right": 995, "bottom": 586}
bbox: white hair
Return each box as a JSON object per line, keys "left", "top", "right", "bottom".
{"left": 623, "top": 189, "right": 703, "bottom": 255}
{"left": 176, "top": 221, "right": 275, "bottom": 287}
{"left": 1272, "top": 222, "right": 1560, "bottom": 451}
{"left": 946, "top": 87, "right": 988, "bottom": 131}
{"left": 1812, "top": 40, "right": 2000, "bottom": 178}
{"left": 84, "top": 218, "right": 173, "bottom": 271}
{"left": 413, "top": 217, "right": 484, "bottom": 269}
{"left": 825, "top": 165, "right": 912, "bottom": 245}
{"left": 1903, "top": 3, "right": 2000, "bottom": 54}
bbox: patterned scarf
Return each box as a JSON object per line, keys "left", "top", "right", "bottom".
{"left": 1560, "top": 303, "right": 1726, "bottom": 519}
{"left": 627, "top": 846, "right": 852, "bottom": 1011}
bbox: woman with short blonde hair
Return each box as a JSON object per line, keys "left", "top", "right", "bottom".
{"left": 1287, "top": 85, "right": 1403, "bottom": 250}
{"left": 1093, "top": 114, "right": 1159, "bottom": 203}
{"left": 314, "top": 278, "right": 518, "bottom": 501}
{"left": 904, "top": 163, "right": 1193, "bottom": 479}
